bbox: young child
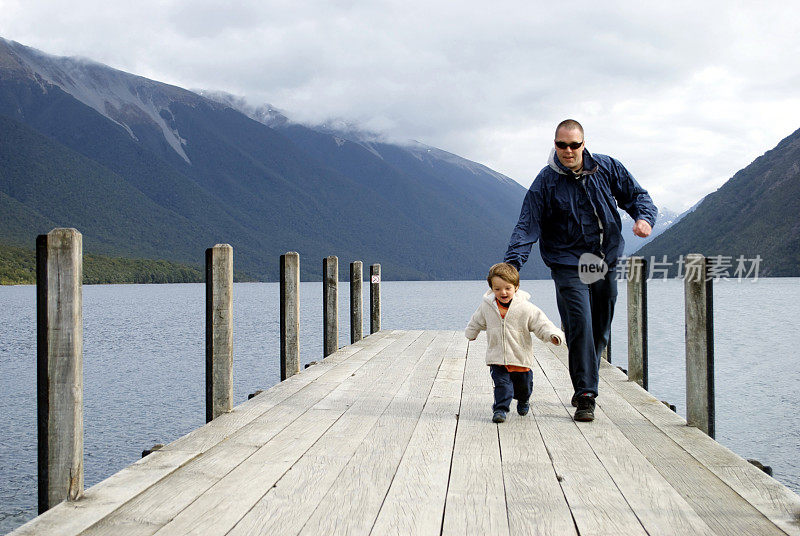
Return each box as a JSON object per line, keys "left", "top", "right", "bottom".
{"left": 465, "top": 263, "right": 564, "bottom": 423}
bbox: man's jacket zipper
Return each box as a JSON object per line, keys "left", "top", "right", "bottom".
{"left": 581, "top": 176, "right": 605, "bottom": 255}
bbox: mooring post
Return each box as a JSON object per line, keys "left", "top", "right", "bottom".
{"left": 685, "top": 253, "right": 715, "bottom": 437}
{"left": 280, "top": 252, "right": 300, "bottom": 380}
{"left": 627, "top": 256, "right": 648, "bottom": 389}
{"left": 350, "top": 261, "right": 363, "bottom": 344}
{"left": 370, "top": 264, "right": 381, "bottom": 334}
{"left": 36, "top": 228, "right": 84, "bottom": 513}
{"left": 601, "top": 333, "right": 611, "bottom": 363}
{"left": 205, "top": 244, "right": 233, "bottom": 422}
{"left": 323, "top": 256, "right": 339, "bottom": 357}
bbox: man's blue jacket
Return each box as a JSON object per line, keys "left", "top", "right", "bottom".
{"left": 504, "top": 148, "right": 657, "bottom": 270}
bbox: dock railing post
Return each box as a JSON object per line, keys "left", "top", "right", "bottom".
{"left": 627, "top": 256, "right": 648, "bottom": 389}
{"left": 323, "top": 256, "right": 339, "bottom": 357}
{"left": 370, "top": 264, "right": 381, "bottom": 334}
{"left": 280, "top": 252, "right": 300, "bottom": 380}
{"left": 601, "top": 334, "right": 611, "bottom": 363}
{"left": 350, "top": 261, "right": 363, "bottom": 344}
{"left": 685, "top": 253, "right": 715, "bottom": 438}
{"left": 205, "top": 244, "right": 233, "bottom": 422}
{"left": 36, "top": 228, "right": 84, "bottom": 513}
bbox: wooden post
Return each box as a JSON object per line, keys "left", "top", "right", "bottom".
{"left": 280, "top": 252, "right": 300, "bottom": 380}
{"left": 370, "top": 264, "right": 381, "bottom": 334}
{"left": 350, "top": 261, "right": 363, "bottom": 344}
{"left": 627, "top": 256, "right": 648, "bottom": 389}
{"left": 323, "top": 256, "right": 338, "bottom": 357}
{"left": 205, "top": 244, "right": 233, "bottom": 422}
{"left": 685, "top": 253, "right": 715, "bottom": 437}
{"left": 36, "top": 228, "right": 83, "bottom": 513}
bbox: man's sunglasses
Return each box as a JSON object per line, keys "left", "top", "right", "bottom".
{"left": 555, "top": 141, "right": 584, "bottom": 150}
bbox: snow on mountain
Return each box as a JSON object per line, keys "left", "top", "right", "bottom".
{"left": 1, "top": 38, "right": 203, "bottom": 163}
{"left": 620, "top": 207, "right": 682, "bottom": 255}
{"left": 195, "top": 90, "right": 289, "bottom": 128}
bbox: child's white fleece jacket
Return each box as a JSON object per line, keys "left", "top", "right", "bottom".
{"left": 465, "top": 289, "right": 564, "bottom": 367}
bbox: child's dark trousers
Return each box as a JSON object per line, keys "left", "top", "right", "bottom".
{"left": 489, "top": 365, "right": 533, "bottom": 413}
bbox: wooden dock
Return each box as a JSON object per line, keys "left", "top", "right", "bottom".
{"left": 12, "top": 330, "right": 800, "bottom": 535}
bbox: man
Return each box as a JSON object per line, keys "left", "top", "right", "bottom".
{"left": 504, "top": 119, "right": 657, "bottom": 422}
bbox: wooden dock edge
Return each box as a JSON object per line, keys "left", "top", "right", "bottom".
{"left": 8, "top": 331, "right": 397, "bottom": 536}
{"left": 548, "top": 343, "right": 800, "bottom": 535}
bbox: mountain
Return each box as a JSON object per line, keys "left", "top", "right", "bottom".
{"left": 636, "top": 128, "right": 800, "bottom": 277}
{"left": 199, "top": 90, "right": 553, "bottom": 279}
{"left": 0, "top": 37, "right": 547, "bottom": 281}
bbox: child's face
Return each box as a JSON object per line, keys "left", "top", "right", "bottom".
{"left": 490, "top": 276, "right": 518, "bottom": 303}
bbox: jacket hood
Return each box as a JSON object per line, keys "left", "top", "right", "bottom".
{"left": 548, "top": 147, "right": 599, "bottom": 177}
{"left": 483, "top": 288, "right": 531, "bottom": 305}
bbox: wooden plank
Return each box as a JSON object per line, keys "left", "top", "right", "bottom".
{"left": 296, "top": 331, "right": 454, "bottom": 535}
{"left": 148, "top": 331, "right": 428, "bottom": 536}
{"left": 528, "top": 346, "right": 648, "bottom": 536}
{"left": 535, "top": 341, "right": 717, "bottom": 536}
{"left": 161, "top": 330, "right": 396, "bottom": 453}
{"left": 10, "top": 449, "right": 197, "bottom": 536}
{"left": 79, "top": 333, "right": 404, "bottom": 536}
{"left": 81, "top": 444, "right": 257, "bottom": 536}
{"left": 441, "top": 335, "right": 509, "bottom": 536}
{"left": 224, "top": 331, "right": 445, "bottom": 536}
{"left": 369, "top": 335, "right": 467, "bottom": 535}
{"left": 496, "top": 342, "right": 577, "bottom": 536}
{"left": 10, "top": 332, "right": 398, "bottom": 536}
{"left": 596, "top": 359, "right": 800, "bottom": 535}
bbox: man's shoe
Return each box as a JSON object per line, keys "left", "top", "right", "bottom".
{"left": 574, "top": 395, "right": 595, "bottom": 422}
{"left": 571, "top": 393, "right": 579, "bottom": 407}
{"left": 492, "top": 411, "right": 507, "bottom": 423}
{"left": 517, "top": 401, "right": 530, "bottom": 416}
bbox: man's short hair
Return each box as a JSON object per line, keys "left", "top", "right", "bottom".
{"left": 555, "top": 119, "right": 584, "bottom": 138}
{"left": 487, "top": 262, "right": 520, "bottom": 287}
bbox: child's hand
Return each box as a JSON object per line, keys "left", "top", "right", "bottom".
{"left": 550, "top": 334, "right": 561, "bottom": 345}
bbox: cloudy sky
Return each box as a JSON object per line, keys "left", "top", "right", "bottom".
{"left": 2, "top": 1, "right": 799, "bottom": 211}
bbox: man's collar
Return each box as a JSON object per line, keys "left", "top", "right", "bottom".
{"left": 548, "top": 148, "right": 598, "bottom": 177}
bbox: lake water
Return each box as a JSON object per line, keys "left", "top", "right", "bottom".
{"left": 1, "top": 278, "right": 799, "bottom": 533}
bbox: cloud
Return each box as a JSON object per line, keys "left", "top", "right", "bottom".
{"left": 2, "top": 0, "right": 800, "bottom": 211}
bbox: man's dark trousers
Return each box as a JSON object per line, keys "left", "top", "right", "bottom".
{"left": 550, "top": 265, "right": 617, "bottom": 398}
{"left": 489, "top": 365, "right": 533, "bottom": 413}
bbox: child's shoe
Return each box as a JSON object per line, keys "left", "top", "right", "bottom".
{"left": 492, "top": 410, "right": 507, "bottom": 423}
{"left": 517, "top": 401, "right": 530, "bottom": 416}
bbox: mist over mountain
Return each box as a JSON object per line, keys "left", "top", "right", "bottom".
{"left": 0, "top": 37, "right": 553, "bottom": 281}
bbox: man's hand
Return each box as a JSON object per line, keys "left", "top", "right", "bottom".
{"left": 633, "top": 219, "right": 652, "bottom": 238}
